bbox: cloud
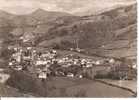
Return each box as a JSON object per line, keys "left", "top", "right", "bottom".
{"left": 0, "top": 0, "right": 62, "bottom": 14}
{"left": 0, "top": 0, "right": 136, "bottom": 15}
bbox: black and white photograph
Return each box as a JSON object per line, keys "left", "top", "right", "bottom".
{"left": 0, "top": 0, "right": 137, "bottom": 98}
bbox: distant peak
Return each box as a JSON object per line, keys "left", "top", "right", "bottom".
{"left": 33, "top": 8, "right": 46, "bottom": 13}
{"left": 0, "top": 9, "right": 10, "bottom": 14}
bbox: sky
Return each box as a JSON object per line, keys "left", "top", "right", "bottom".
{"left": 0, "top": 0, "right": 136, "bottom": 15}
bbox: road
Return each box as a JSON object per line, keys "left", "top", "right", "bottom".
{"left": 97, "top": 79, "right": 137, "bottom": 93}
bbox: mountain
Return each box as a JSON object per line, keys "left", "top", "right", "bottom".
{"left": 0, "top": 10, "right": 15, "bottom": 19}
{"left": 0, "top": 3, "right": 137, "bottom": 60}
{"left": 31, "top": 8, "right": 72, "bottom": 19}
{"left": 0, "top": 8, "right": 75, "bottom": 54}
{"left": 38, "top": 3, "right": 137, "bottom": 59}
{"left": 0, "top": 8, "right": 75, "bottom": 37}
{"left": 0, "top": 10, "right": 14, "bottom": 27}
{"left": 75, "top": 1, "right": 136, "bottom": 16}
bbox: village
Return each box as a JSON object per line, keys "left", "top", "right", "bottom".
{"left": 7, "top": 45, "right": 137, "bottom": 81}
{"left": 0, "top": 0, "right": 137, "bottom": 97}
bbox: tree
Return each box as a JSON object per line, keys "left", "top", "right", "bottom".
{"left": 72, "top": 25, "right": 82, "bottom": 49}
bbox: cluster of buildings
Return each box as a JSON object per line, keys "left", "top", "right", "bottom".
{"left": 7, "top": 46, "right": 136, "bottom": 80}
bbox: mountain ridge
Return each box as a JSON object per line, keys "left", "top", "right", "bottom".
{"left": 0, "top": 3, "right": 137, "bottom": 59}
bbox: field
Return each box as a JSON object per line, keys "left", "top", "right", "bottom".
{"left": 5, "top": 70, "right": 135, "bottom": 97}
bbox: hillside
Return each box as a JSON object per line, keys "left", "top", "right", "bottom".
{"left": 38, "top": 3, "right": 137, "bottom": 59}
{"left": 0, "top": 3, "right": 137, "bottom": 60}
{"left": 0, "top": 83, "right": 35, "bottom": 97}
{"left": 0, "top": 8, "right": 75, "bottom": 51}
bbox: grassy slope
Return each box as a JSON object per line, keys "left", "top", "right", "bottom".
{"left": 5, "top": 71, "right": 134, "bottom": 97}
{"left": 40, "top": 3, "right": 137, "bottom": 59}
{"left": 0, "top": 83, "right": 34, "bottom": 97}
